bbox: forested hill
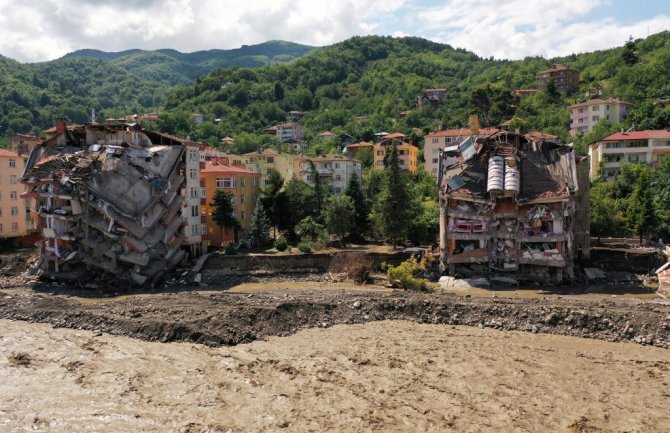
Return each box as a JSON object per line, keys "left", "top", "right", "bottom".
{"left": 0, "top": 41, "right": 314, "bottom": 138}
{"left": 61, "top": 41, "right": 315, "bottom": 85}
{"left": 157, "top": 32, "right": 670, "bottom": 152}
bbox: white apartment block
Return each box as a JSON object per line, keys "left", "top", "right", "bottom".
{"left": 300, "top": 155, "right": 362, "bottom": 194}
{"left": 569, "top": 97, "right": 632, "bottom": 136}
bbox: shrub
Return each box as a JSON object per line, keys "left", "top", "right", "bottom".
{"left": 298, "top": 241, "right": 312, "bottom": 253}
{"left": 385, "top": 256, "right": 429, "bottom": 291}
{"left": 275, "top": 238, "right": 289, "bottom": 252}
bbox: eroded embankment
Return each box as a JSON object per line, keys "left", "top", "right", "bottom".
{"left": 0, "top": 290, "right": 669, "bottom": 348}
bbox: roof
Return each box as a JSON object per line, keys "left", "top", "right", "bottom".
{"left": 346, "top": 141, "right": 374, "bottom": 148}
{"left": 425, "top": 88, "right": 447, "bottom": 92}
{"left": 242, "top": 148, "right": 280, "bottom": 157}
{"left": 383, "top": 132, "right": 405, "bottom": 139}
{"left": 376, "top": 139, "right": 418, "bottom": 148}
{"left": 478, "top": 128, "right": 500, "bottom": 137}
{"left": 525, "top": 131, "right": 558, "bottom": 142}
{"left": 601, "top": 130, "right": 670, "bottom": 141}
{"left": 201, "top": 160, "right": 260, "bottom": 175}
{"left": 0, "top": 149, "right": 20, "bottom": 158}
{"left": 318, "top": 131, "right": 336, "bottom": 137}
{"left": 539, "top": 65, "right": 578, "bottom": 74}
{"left": 569, "top": 97, "right": 632, "bottom": 108}
{"left": 426, "top": 128, "right": 471, "bottom": 138}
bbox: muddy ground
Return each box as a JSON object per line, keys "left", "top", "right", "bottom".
{"left": 2, "top": 319, "right": 669, "bottom": 433}
{"left": 1, "top": 284, "right": 669, "bottom": 349}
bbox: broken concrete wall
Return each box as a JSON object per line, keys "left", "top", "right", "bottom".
{"left": 438, "top": 131, "right": 587, "bottom": 283}
{"left": 21, "top": 122, "right": 189, "bottom": 287}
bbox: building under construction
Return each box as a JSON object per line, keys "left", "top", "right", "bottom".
{"left": 21, "top": 119, "right": 199, "bottom": 286}
{"left": 437, "top": 131, "right": 590, "bottom": 283}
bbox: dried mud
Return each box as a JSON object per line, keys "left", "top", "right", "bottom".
{"left": 0, "top": 287, "right": 668, "bottom": 348}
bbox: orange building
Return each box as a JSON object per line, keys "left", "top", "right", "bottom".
{"left": 200, "top": 159, "right": 261, "bottom": 248}
{"left": 373, "top": 138, "right": 419, "bottom": 173}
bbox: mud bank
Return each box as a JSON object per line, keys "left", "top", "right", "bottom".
{"left": 1, "top": 319, "right": 669, "bottom": 433}
{"left": 0, "top": 289, "right": 668, "bottom": 348}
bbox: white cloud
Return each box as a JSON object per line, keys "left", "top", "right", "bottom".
{"left": 0, "top": 0, "right": 407, "bottom": 62}
{"left": 416, "top": 0, "right": 670, "bottom": 59}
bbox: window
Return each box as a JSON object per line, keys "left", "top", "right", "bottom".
{"left": 11, "top": 207, "right": 18, "bottom": 216}
{"left": 592, "top": 105, "right": 599, "bottom": 111}
{"left": 216, "top": 177, "right": 236, "bottom": 188}
{"left": 201, "top": 224, "right": 208, "bottom": 234}
{"left": 10, "top": 191, "right": 17, "bottom": 200}
{"left": 267, "top": 157, "right": 274, "bottom": 163}
{"left": 445, "top": 137, "right": 452, "bottom": 143}
{"left": 432, "top": 138, "right": 439, "bottom": 144}
{"left": 200, "top": 187, "right": 206, "bottom": 198}
{"left": 432, "top": 147, "right": 440, "bottom": 153}
{"left": 334, "top": 175, "right": 342, "bottom": 181}
{"left": 191, "top": 225, "right": 200, "bottom": 236}
{"left": 240, "top": 195, "right": 245, "bottom": 204}
{"left": 9, "top": 159, "right": 16, "bottom": 168}
{"left": 190, "top": 188, "right": 199, "bottom": 198}
{"left": 232, "top": 211, "right": 237, "bottom": 218}
{"left": 191, "top": 206, "right": 199, "bottom": 217}
{"left": 335, "top": 163, "right": 340, "bottom": 169}
{"left": 241, "top": 211, "right": 245, "bottom": 220}
{"left": 432, "top": 158, "right": 439, "bottom": 164}
{"left": 189, "top": 168, "right": 198, "bottom": 180}
{"left": 399, "top": 159, "right": 405, "bottom": 165}
{"left": 240, "top": 178, "right": 245, "bottom": 187}
{"left": 189, "top": 149, "right": 198, "bottom": 161}
{"left": 376, "top": 150, "right": 384, "bottom": 156}
{"left": 592, "top": 115, "right": 600, "bottom": 122}
{"left": 334, "top": 187, "right": 341, "bottom": 194}
{"left": 252, "top": 178, "right": 258, "bottom": 187}
{"left": 230, "top": 196, "right": 237, "bottom": 206}
{"left": 10, "top": 175, "right": 17, "bottom": 184}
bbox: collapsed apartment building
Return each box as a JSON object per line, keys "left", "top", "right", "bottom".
{"left": 21, "top": 119, "right": 201, "bottom": 286}
{"left": 437, "top": 131, "right": 590, "bottom": 283}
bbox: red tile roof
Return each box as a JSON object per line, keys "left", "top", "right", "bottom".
{"left": 346, "top": 141, "right": 374, "bottom": 148}
{"left": 318, "top": 131, "right": 336, "bottom": 137}
{"left": 568, "top": 97, "right": 632, "bottom": 108}
{"left": 602, "top": 130, "right": 670, "bottom": 141}
{"left": 539, "top": 65, "right": 577, "bottom": 74}
{"left": 383, "top": 132, "right": 406, "bottom": 139}
{"left": 201, "top": 160, "right": 260, "bottom": 175}
{"left": 426, "top": 128, "right": 470, "bottom": 138}
{"left": 0, "top": 148, "right": 20, "bottom": 157}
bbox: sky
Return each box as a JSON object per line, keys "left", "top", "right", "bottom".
{"left": 0, "top": 0, "right": 668, "bottom": 63}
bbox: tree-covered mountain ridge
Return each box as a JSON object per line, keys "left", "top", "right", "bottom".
{"left": 156, "top": 32, "right": 670, "bottom": 152}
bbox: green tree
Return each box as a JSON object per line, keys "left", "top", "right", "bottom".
{"left": 211, "top": 189, "right": 241, "bottom": 246}
{"left": 297, "top": 216, "right": 324, "bottom": 241}
{"left": 626, "top": 166, "right": 655, "bottom": 242}
{"left": 621, "top": 37, "right": 638, "bottom": 65}
{"left": 377, "top": 144, "right": 415, "bottom": 245}
{"left": 261, "top": 168, "right": 285, "bottom": 239}
{"left": 345, "top": 172, "right": 369, "bottom": 240}
{"left": 324, "top": 195, "right": 356, "bottom": 243}
{"left": 247, "top": 196, "right": 271, "bottom": 247}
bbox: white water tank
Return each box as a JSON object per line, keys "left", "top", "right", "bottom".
{"left": 504, "top": 163, "right": 520, "bottom": 194}
{"left": 487, "top": 156, "right": 504, "bottom": 193}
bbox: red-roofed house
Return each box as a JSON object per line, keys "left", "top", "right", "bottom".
{"left": 345, "top": 141, "right": 374, "bottom": 159}
{"left": 538, "top": 65, "right": 580, "bottom": 94}
{"left": 200, "top": 159, "right": 262, "bottom": 247}
{"left": 589, "top": 130, "right": 670, "bottom": 178}
{"left": 318, "top": 131, "right": 336, "bottom": 141}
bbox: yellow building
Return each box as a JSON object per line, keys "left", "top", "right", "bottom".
{"left": 242, "top": 149, "right": 303, "bottom": 186}
{"left": 200, "top": 159, "right": 261, "bottom": 247}
{"left": 0, "top": 149, "right": 34, "bottom": 239}
{"left": 373, "top": 138, "right": 419, "bottom": 173}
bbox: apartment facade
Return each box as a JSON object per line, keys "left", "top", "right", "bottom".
{"left": 266, "top": 122, "right": 304, "bottom": 143}
{"left": 300, "top": 155, "right": 362, "bottom": 194}
{"left": 373, "top": 139, "right": 419, "bottom": 173}
{"left": 200, "top": 160, "right": 261, "bottom": 247}
{"left": 242, "top": 149, "right": 303, "bottom": 186}
{"left": 0, "top": 149, "right": 33, "bottom": 239}
{"left": 538, "top": 65, "right": 580, "bottom": 94}
{"left": 588, "top": 130, "right": 670, "bottom": 178}
{"left": 181, "top": 141, "right": 207, "bottom": 257}
{"left": 569, "top": 97, "right": 632, "bottom": 136}
{"left": 424, "top": 129, "right": 471, "bottom": 177}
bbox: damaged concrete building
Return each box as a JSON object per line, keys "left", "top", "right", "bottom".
{"left": 21, "top": 119, "right": 200, "bottom": 286}
{"left": 437, "top": 131, "right": 590, "bottom": 283}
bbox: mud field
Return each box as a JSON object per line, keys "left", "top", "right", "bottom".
{"left": 2, "top": 319, "right": 669, "bottom": 432}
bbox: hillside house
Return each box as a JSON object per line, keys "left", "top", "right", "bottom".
{"left": 569, "top": 97, "right": 632, "bottom": 136}
{"left": 588, "top": 130, "right": 670, "bottom": 178}
{"left": 538, "top": 65, "right": 580, "bottom": 94}
{"left": 300, "top": 155, "right": 362, "bottom": 194}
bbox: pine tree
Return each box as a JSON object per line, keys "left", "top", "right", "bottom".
{"left": 378, "top": 143, "right": 414, "bottom": 245}
{"left": 248, "top": 196, "right": 271, "bottom": 247}
{"left": 345, "top": 172, "right": 369, "bottom": 240}
{"left": 324, "top": 195, "right": 355, "bottom": 244}
{"left": 627, "top": 168, "right": 655, "bottom": 243}
{"left": 211, "top": 189, "right": 241, "bottom": 246}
